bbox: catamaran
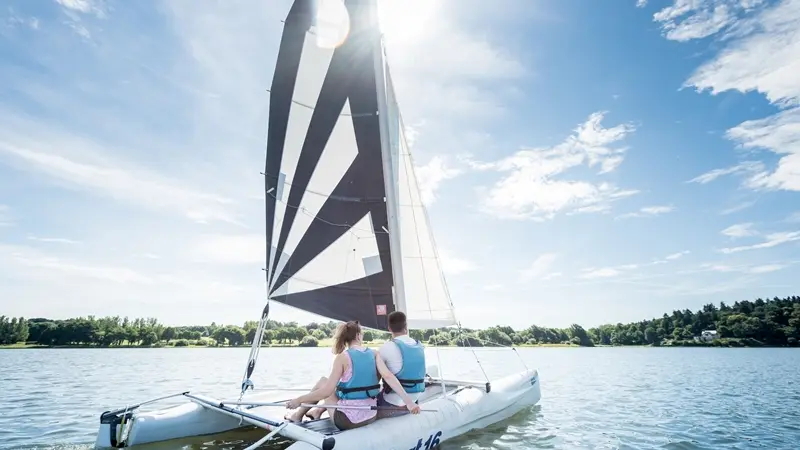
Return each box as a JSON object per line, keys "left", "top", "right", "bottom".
{"left": 94, "top": 0, "right": 541, "bottom": 448}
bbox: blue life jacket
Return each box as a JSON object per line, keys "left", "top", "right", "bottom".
{"left": 336, "top": 348, "right": 381, "bottom": 400}
{"left": 384, "top": 338, "right": 426, "bottom": 394}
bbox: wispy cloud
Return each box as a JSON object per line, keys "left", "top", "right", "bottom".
{"left": 652, "top": 0, "right": 765, "bottom": 42}
{"left": 720, "top": 200, "right": 756, "bottom": 215}
{"left": 665, "top": 250, "right": 690, "bottom": 260}
{"left": 702, "top": 261, "right": 790, "bottom": 275}
{"left": 475, "top": 111, "right": 639, "bottom": 220}
{"left": 27, "top": 236, "right": 80, "bottom": 245}
{"left": 719, "top": 231, "right": 800, "bottom": 254}
{"left": 0, "top": 204, "right": 12, "bottom": 227}
{"left": 55, "top": 0, "right": 106, "bottom": 39}
{"left": 687, "top": 161, "right": 763, "bottom": 185}
{"left": 583, "top": 249, "right": 692, "bottom": 277}
{"left": 186, "top": 234, "right": 265, "bottom": 265}
{"left": 520, "top": 253, "right": 561, "bottom": 281}
{"left": 662, "top": 0, "right": 800, "bottom": 195}
{"left": 721, "top": 222, "right": 758, "bottom": 239}
{"left": 0, "top": 127, "right": 240, "bottom": 225}
{"left": 581, "top": 267, "right": 624, "bottom": 279}
{"left": 616, "top": 205, "right": 675, "bottom": 219}
{"left": 438, "top": 250, "right": 477, "bottom": 275}
{"left": 415, "top": 156, "right": 462, "bottom": 206}
{"left": 636, "top": 0, "right": 648, "bottom": 8}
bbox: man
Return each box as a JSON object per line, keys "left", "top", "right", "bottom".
{"left": 376, "top": 311, "right": 426, "bottom": 419}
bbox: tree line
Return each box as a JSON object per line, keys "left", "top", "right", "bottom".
{"left": 2, "top": 295, "right": 798, "bottom": 348}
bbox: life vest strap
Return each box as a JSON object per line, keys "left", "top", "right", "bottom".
{"left": 337, "top": 383, "right": 382, "bottom": 394}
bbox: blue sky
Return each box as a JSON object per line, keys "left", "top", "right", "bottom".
{"left": 0, "top": 0, "right": 798, "bottom": 330}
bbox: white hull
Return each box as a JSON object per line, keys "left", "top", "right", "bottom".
{"left": 95, "top": 369, "right": 541, "bottom": 450}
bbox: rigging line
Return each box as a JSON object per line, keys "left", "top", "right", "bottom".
{"left": 266, "top": 190, "right": 388, "bottom": 234}
{"left": 466, "top": 334, "right": 530, "bottom": 371}
{"left": 455, "top": 324, "right": 491, "bottom": 383}
{"left": 271, "top": 272, "right": 393, "bottom": 292}
{"left": 264, "top": 175, "right": 386, "bottom": 205}
{"left": 392, "top": 97, "right": 447, "bottom": 391}
{"left": 265, "top": 89, "right": 376, "bottom": 119}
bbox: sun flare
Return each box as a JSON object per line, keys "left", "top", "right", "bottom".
{"left": 377, "top": 0, "right": 436, "bottom": 45}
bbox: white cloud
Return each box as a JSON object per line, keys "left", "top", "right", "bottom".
{"left": 581, "top": 267, "right": 621, "bottom": 279}
{"left": 0, "top": 204, "right": 12, "bottom": 227}
{"left": 55, "top": 0, "right": 106, "bottom": 39}
{"left": 661, "top": 0, "right": 800, "bottom": 194}
{"left": 56, "top": 0, "right": 100, "bottom": 15}
{"left": 382, "top": 1, "right": 526, "bottom": 121}
{"left": 0, "top": 242, "right": 253, "bottom": 323}
{"left": 719, "top": 231, "right": 800, "bottom": 253}
{"left": 3, "top": 243, "right": 156, "bottom": 285}
{"left": 653, "top": 0, "right": 765, "bottom": 42}
{"left": 438, "top": 250, "right": 477, "bottom": 275}
{"left": 686, "top": 161, "right": 763, "bottom": 184}
{"left": 187, "top": 234, "right": 265, "bottom": 265}
{"left": 703, "top": 261, "right": 789, "bottom": 274}
{"left": 720, "top": 200, "right": 756, "bottom": 215}
{"left": 478, "top": 112, "right": 639, "bottom": 220}
{"left": 665, "top": 250, "right": 691, "bottom": 260}
{"left": 519, "top": 253, "right": 560, "bottom": 280}
{"left": 415, "top": 156, "right": 462, "bottom": 206}
{"left": 723, "top": 109, "right": 800, "bottom": 192}
{"left": 27, "top": 236, "right": 80, "bottom": 245}
{"left": 0, "top": 131, "right": 239, "bottom": 225}
{"left": 637, "top": 0, "right": 648, "bottom": 8}
{"left": 616, "top": 205, "right": 675, "bottom": 219}
{"left": 721, "top": 222, "right": 758, "bottom": 238}
{"left": 748, "top": 263, "right": 787, "bottom": 273}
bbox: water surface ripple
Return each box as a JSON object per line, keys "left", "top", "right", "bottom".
{"left": 1, "top": 347, "right": 798, "bottom": 449}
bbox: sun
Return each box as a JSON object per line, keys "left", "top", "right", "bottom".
{"left": 377, "top": 0, "right": 436, "bottom": 46}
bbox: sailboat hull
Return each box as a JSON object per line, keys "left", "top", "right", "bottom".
{"left": 94, "top": 369, "right": 541, "bottom": 450}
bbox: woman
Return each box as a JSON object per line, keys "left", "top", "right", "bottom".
{"left": 285, "top": 320, "right": 421, "bottom": 430}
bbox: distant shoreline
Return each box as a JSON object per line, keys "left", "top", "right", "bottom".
{"left": 0, "top": 341, "right": 580, "bottom": 350}
{"left": 0, "top": 341, "right": 782, "bottom": 349}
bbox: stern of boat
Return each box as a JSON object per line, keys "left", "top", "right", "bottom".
{"left": 96, "top": 409, "right": 134, "bottom": 449}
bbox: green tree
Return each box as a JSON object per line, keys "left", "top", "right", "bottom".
{"left": 299, "top": 336, "right": 318, "bottom": 347}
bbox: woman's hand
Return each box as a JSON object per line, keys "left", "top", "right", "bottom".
{"left": 286, "top": 398, "right": 302, "bottom": 409}
{"left": 405, "top": 401, "right": 421, "bottom": 414}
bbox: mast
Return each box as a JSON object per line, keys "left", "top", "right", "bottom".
{"left": 370, "top": 1, "right": 407, "bottom": 314}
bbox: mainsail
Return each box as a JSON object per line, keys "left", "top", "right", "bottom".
{"left": 263, "top": 0, "right": 456, "bottom": 331}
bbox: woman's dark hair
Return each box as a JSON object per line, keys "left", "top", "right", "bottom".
{"left": 333, "top": 320, "right": 361, "bottom": 355}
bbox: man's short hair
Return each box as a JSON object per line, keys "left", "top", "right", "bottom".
{"left": 387, "top": 311, "right": 407, "bottom": 333}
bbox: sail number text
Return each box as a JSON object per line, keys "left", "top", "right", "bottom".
{"left": 409, "top": 430, "right": 442, "bottom": 450}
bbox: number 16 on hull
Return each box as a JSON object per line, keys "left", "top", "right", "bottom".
{"left": 409, "top": 430, "right": 442, "bottom": 450}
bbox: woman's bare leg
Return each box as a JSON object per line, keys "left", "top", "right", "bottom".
{"left": 286, "top": 377, "right": 327, "bottom": 422}
{"left": 306, "top": 392, "right": 338, "bottom": 420}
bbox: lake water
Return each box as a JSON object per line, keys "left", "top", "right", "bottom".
{"left": 1, "top": 347, "right": 799, "bottom": 449}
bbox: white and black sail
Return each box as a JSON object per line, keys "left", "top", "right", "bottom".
{"left": 264, "top": 0, "right": 394, "bottom": 330}
{"left": 263, "top": 0, "right": 457, "bottom": 331}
